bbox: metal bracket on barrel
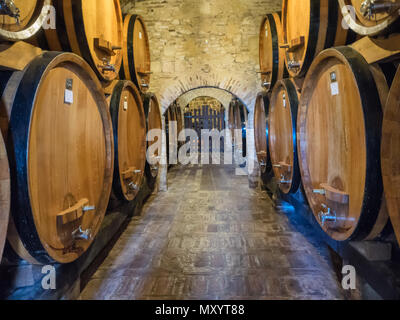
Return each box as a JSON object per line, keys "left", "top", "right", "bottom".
{"left": 56, "top": 198, "right": 95, "bottom": 242}
{"left": 122, "top": 167, "right": 141, "bottom": 192}
{"left": 360, "top": 0, "right": 400, "bottom": 19}
{"left": 273, "top": 162, "right": 292, "bottom": 184}
{"left": 313, "top": 184, "right": 352, "bottom": 227}
{"left": 0, "top": 0, "right": 20, "bottom": 24}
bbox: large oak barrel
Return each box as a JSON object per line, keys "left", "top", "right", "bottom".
{"left": 282, "top": 0, "right": 357, "bottom": 78}
{"left": 0, "top": 0, "right": 51, "bottom": 41}
{"left": 232, "top": 99, "right": 248, "bottom": 159}
{"left": 254, "top": 92, "right": 272, "bottom": 183}
{"left": 269, "top": 79, "right": 301, "bottom": 194}
{"left": 0, "top": 52, "right": 113, "bottom": 264}
{"left": 109, "top": 80, "right": 146, "bottom": 202}
{"left": 382, "top": 65, "right": 400, "bottom": 245}
{"left": 298, "top": 46, "right": 390, "bottom": 241}
{"left": 166, "top": 106, "right": 177, "bottom": 166}
{"left": 35, "top": 0, "right": 123, "bottom": 82}
{"left": 339, "top": 0, "right": 400, "bottom": 36}
{"left": 0, "top": 131, "right": 10, "bottom": 261}
{"left": 120, "top": 15, "right": 151, "bottom": 92}
{"left": 142, "top": 93, "right": 162, "bottom": 190}
{"left": 259, "top": 12, "right": 287, "bottom": 91}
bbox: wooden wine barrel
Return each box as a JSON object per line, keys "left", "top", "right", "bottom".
{"left": 120, "top": 15, "right": 151, "bottom": 92}
{"left": 254, "top": 91, "right": 272, "bottom": 182}
{"left": 259, "top": 12, "right": 287, "bottom": 91}
{"left": 282, "top": 0, "right": 357, "bottom": 78}
{"left": 0, "top": 131, "right": 10, "bottom": 262}
{"left": 109, "top": 81, "right": 146, "bottom": 202}
{"left": 298, "top": 46, "right": 390, "bottom": 241}
{"left": 142, "top": 93, "right": 162, "bottom": 189}
{"left": 0, "top": 0, "right": 51, "bottom": 41}
{"left": 382, "top": 65, "right": 400, "bottom": 244}
{"left": 35, "top": 0, "right": 123, "bottom": 82}
{"left": 269, "top": 79, "right": 300, "bottom": 194}
{"left": 165, "top": 106, "right": 177, "bottom": 165}
{"left": 339, "top": 0, "right": 400, "bottom": 36}
{"left": 0, "top": 52, "right": 113, "bottom": 264}
{"left": 233, "top": 99, "right": 248, "bottom": 159}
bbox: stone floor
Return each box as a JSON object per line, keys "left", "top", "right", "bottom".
{"left": 80, "top": 163, "right": 345, "bottom": 300}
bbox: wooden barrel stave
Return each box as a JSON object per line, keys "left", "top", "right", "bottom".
{"left": 339, "top": 0, "right": 400, "bottom": 36}
{"left": 254, "top": 91, "right": 273, "bottom": 183}
{"left": 142, "top": 93, "right": 162, "bottom": 189}
{"left": 382, "top": 65, "right": 400, "bottom": 245}
{"left": 34, "top": 0, "right": 123, "bottom": 82}
{"left": 269, "top": 79, "right": 301, "bottom": 194}
{"left": 109, "top": 80, "right": 146, "bottom": 202}
{"left": 0, "top": 129, "right": 10, "bottom": 262}
{"left": 259, "top": 12, "right": 287, "bottom": 91}
{"left": 120, "top": 15, "right": 151, "bottom": 92}
{"left": 282, "top": 0, "right": 356, "bottom": 78}
{"left": 0, "top": 52, "right": 113, "bottom": 263}
{"left": 298, "top": 46, "right": 388, "bottom": 241}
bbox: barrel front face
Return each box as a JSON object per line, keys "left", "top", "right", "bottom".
{"left": 111, "top": 81, "right": 146, "bottom": 202}
{"left": 144, "top": 95, "right": 162, "bottom": 180}
{"left": 0, "top": 0, "right": 50, "bottom": 41}
{"left": 82, "top": 0, "right": 123, "bottom": 81}
{"left": 269, "top": 80, "right": 299, "bottom": 194}
{"left": 254, "top": 93, "right": 270, "bottom": 173}
{"left": 122, "top": 15, "right": 151, "bottom": 91}
{"left": 259, "top": 13, "right": 286, "bottom": 91}
{"left": 0, "top": 132, "right": 10, "bottom": 261}
{"left": 282, "top": 0, "right": 311, "bottom": 77}
{"left": 339, "top": 0, "right": 400, "bottom": 36}
{"left": 298, "top": 47, "right": 384, "bottom": 241}
{"left": 9, "top": 53, "right": 113, "bottom": 263}
{"left": 382, "top": 66, "right": 400, "bottom": 245}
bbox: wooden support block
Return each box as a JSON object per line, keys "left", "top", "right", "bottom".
{"left": 0, "top": 42, "right": 42, "bottom": 71}
{"left": 350, "top": 34, "right": 400, "bottom": 64}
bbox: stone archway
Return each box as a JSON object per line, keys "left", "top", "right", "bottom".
{"left": 157, "top": 85, "right": 259, "bottom": 192}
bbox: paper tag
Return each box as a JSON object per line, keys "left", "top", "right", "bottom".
{"left": 282, "top": 93, "right": 286, "bottom": 107}
{"left": 330, "top": 82, "right": 339, "bottom": 96}
{"left": 64, "top": 89, "right": 73, "bottom": 104}
{"left": 139, "top": 31, "right": 142, "bottom": 39}
{"left": 123, "top": 100, "right": 128, "bottom": 111}
{"left": 265, "top": 30, "right": 268, "bottom": 38}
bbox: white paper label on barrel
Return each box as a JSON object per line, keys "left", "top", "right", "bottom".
{"left": 124, "top": 100, "right": 128, "bottom": 111}
{"left": 330, "top": 82, "right": 339, "bottom": 96}
{"left": 265, "top": 30, "right": 268, "bottom": 38}
{"left": 139, "top": 32, "right": 142, "bottom": 39}
{"left": 64, "top": 89, "right": 73, "bottom": 104}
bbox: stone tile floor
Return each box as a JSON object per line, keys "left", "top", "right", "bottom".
{"left": 80, "top": 164, "right": 345, "bottom": 300}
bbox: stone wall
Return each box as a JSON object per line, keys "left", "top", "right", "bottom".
{"left": 120, "top": 0, "right": 281, "bottom": 112}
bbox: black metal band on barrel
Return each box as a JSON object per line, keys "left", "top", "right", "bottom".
{"left": 109, "top": 81, "right": 129, "bottom": 202}
{"left": 298, "top": 0, "right": 320, "bottom": 78}
{"left": 8, "top": 52, "right": 62, "bottom": 264}
{"left": 266, "top": 14, "right": 279, "bottom": 89}
{"left": 282, "top": 79, "right": 301, "bottom": 195}
{"left": 335, "top": 46, "right": 384, "bottom": 241}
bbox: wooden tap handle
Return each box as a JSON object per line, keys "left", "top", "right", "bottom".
{"left": 57, "top": 198, "right": 89, "bottom": 225}
{"left": 94, "top": 37, "right": 116, "bottom": 56}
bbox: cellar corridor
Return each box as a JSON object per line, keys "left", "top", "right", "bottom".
{"left": 80, "top": 163, "right": 345, "bottom": 300}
